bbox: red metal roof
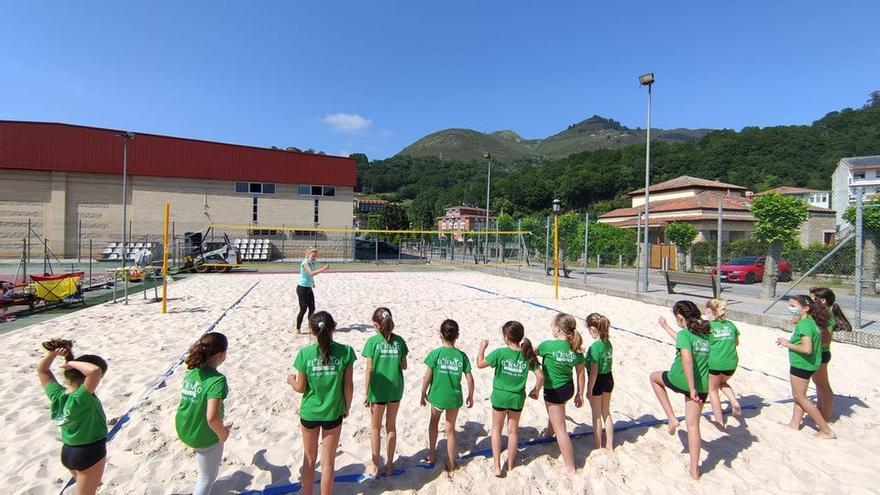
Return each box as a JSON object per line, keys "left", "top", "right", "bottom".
{"left": 0, "top": 120, "right": 357, "bottom": 187}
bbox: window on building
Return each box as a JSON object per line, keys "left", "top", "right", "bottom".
{"left": 854, "top": 172, "right": 866, "bottom": 180}
{"left": 323, "top": 186, "right": 335, "bottom": 197}
{"left": 249, "top": 229, "right": 279, "bottom": 236}
{"left": 298, "top": 185, "right": 337, "bottom": 197}
{"left": 235, "top": 182, "right": 275, "bottom": 194}
{"left": 314, "top": 199, "right": 319, "bottom": 225}
{"left": 252, "top": 197, "right": 258, "bottom": 223}
{"left": 298, "top": 185, "right": 310, "bottom": 195}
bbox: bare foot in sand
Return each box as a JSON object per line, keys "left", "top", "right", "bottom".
{"left": 556, "top": 464, "right": 576, "bottom": 477}
{"left": 493, "top": 465, "right": 503, "bottom": 477}
{"left": 445, "top": 459, "right": 459, "bottom": 472}
{"left": 732, "top": 402, "right": 742, "bottom": 417}
{"left": 365, "top": 462, "right": 379, "bottom": 478}
{"left": 667, "top": 418, "right": 680, "bottom": 435}
{"left": 543, "top": 426, "right": 556, "bottom": 438}
{"left": 690, "top": 467, "right": 701, "bottom": 480}
{"left": 384, "top": 461, "right": 396, "bottom": 477}
{"left": 815, "top": 431, "right": 837, "bottom": 440}
{"left": 781, "top": 421, "right": 800, "bottom": 431}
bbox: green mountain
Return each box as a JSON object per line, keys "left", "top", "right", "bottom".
{"left": 396, "top": 115, "right": 712, "bottom": 162}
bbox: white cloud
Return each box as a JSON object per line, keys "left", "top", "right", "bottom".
{"left": 323, "top": 113, "right": 372, "bottom": 133}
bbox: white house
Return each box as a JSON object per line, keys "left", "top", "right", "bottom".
{"left": 757, "top": 187, "right": 830, "bottom": 209}
{"left": 831, "top": 155, "right": 880, "bottom": 226}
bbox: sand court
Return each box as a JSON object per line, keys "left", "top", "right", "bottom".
{"left": 1, "top": 270, "right": 878, "bottom": 494}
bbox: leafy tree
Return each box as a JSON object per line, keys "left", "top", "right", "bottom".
{"left": 586, "top": 222, "right": 638, "bottom": 265}
{"left": 843, "top": 199, "right": 880, "bottom": 293}
{"left": 349, "top": 152, "right": 369, "bottom": 165}
{"left": 751, "top": 193, "right": 809, "bottom": 298}
{"left": 865, "top": 91, "right": 880, "bottom": 109}
{"left": 665, "top": 223, "right": 698, "bottom": 271}
{"left": 520, "top": 216, "right": 547, "bottom": 260}
{"left": 496, "top": 213, "right": 515, "bottom": 261}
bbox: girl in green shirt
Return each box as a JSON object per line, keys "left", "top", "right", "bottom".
{"left": 362, "top": 307, "right": 409, "bottom": 478}
{"left": 650, "top": 300, "right": 710, "bottom": 480}
{"left": 289, "top": 311, "right": 355, "bottom": 495}
{"left": 175, "top": 332, "right": 231, "bottom": 495}
{"left": 476, "top": 320, "right": 544, "bottom": 477}
{"left": 536, "top": 313, "right": 585, "bottom": 477}
{"left": 36, "top": 339, "right": 108, "bottom": 495}
{"left": 704, "top": 298, "right": 742, "bottom": 426}
{"left": 585, "top": 313, "right": 614, "bottom": 452}
{"left": 809, "top": 287, "right": 852, "bottom": 422}
{"left": 776, "top": 295, "right": 836, "bottom": 439}
{"left": 420, "top": 319, "right": 474, "bottom": 472}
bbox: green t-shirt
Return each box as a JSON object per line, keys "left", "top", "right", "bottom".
{"left": 298, "top": 259, "right": 316, "bottom": 287}
{"left": 44, "top": 382, "right": 107, "bottom": 446}
{"left": 708, "top": 320, "right": 740, "bottom": 372}
{"left": 586, "top": 340, "right": 613, "bottom": 375}
{"left": 175, "top": 367, "right": 228, "bottom": 449}
{"left": 537, "top": 339, "right": 585, "bottom": 390}
{"left": 424, "top": 346, "right": 471, "bottom": 410}
{"left": 822, "top": 315, "right": 836, "bottom": 351}
{"left": 667, "top": 329, "right": 711, "bottom": 393}
{"left": 294, "top": 341, "right": 356, "bottom": 421}
{"left": 486, "top": 347, "right": 537, "bottom": 410}
{"left": 789, "top": 317, "right": 822, "bottom": 371}
{"left": 362, "top": 333, "right": 409, "bottom": 403}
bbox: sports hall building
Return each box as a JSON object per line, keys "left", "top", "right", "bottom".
{"left": 0, "top": 121, "right": 357, "bottom": 259}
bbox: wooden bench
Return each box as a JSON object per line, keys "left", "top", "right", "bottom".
{"left": 663, "top": 271, "right": 721, "bottom": 296}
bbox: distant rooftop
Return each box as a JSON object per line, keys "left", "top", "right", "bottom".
{"left": 841, "top": 156, "right": 880, "bottom": 168}
{"left": 756, "top": 186, "right": 826, "bottom": 195}
{"left": 628, "top": 175, "right": 746, "bottom": 196}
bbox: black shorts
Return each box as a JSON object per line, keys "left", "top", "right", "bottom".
{"left": 790, "top": 366, "right": 814, "bottom": 380}
{"left": 61, "top": 439, "right": 106, "bottom": 471}
{"left": 543, "top": 380, "right": 575, "bottom": 404}
{"left": 301, "top": 415, "right": 343, "bottom": 430}
{"left": 492, "top": 405, "right": 523, "bottom": 413}
{"left": 370, "top": 401, "right": 400, "bottom": 406}
{"left": 661, "top": 371, "right": 708, "bottom": 402}
{"left": 591, "top": 372, "right": 614, "bottom": 396}
{"left": 821, "top": 351, "right": 831, "bottom": 365}
{"left": 709, "top": 369, "right": 736, "bottom": 377}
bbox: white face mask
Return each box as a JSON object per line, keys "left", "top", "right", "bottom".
{"left": 788, "top": 306, "right": 801, "bottom": 316}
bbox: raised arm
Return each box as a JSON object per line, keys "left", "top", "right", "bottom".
{"left": 476, "top": 340, "right": 490, "bottom": 369}
{"left": 62, "top": 359, "right": 104, "bottom": 394}
{"left": 36, "top": 350, "right": 64, "bottom": 387}
{"left": 658, "top": 316, "right": 678, "bottom": 340}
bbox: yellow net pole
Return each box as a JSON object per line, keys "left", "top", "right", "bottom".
{"left": 162, "top": 202, "right": 169, "bottom": 314}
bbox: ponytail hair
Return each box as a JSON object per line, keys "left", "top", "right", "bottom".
{"left": 553, "top": 313, "right": 583, "bottom": 353}
{"left": 672, "top": 300, "right": 711, "bottom": 336}
{"left": 810, "top": 287, "right": 852, "bottom": 332}
{"left": 585, "top": 313, "right": 611, "bottom": 342}
{"left": 305, "top": 248, "right": 318, "bottom": 258}
{"left": 372, "top": 307, "right": 395, "bottom": 341}
{"left": 440, "top": 319, "right": 459, "bottom": 343}
{"left": 705, "top": 298, "right": 728, "bottom": 321}
{"left": 185, "top": 332, "right": 228, "bottom": 369}
{"left": 502, "top": 320, "right": 539, "bottom": 368}
{"left": 792, "top": 294, "right": 830, "bottom": 334}
{"left": 310, "top": 311, "right": 337, "bottom": 364}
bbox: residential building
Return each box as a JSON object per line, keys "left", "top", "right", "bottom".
{"left": 757, "top": 186, "right": 830, "bottom": 209}
{"left": 831, "top": 155, "right": 880, "bottom": 226}
{"left": 437, "top": 206, "right": 496, "bottom": 241}
{"left": 598, "top": 175, "right": 836, "bottom": 246}
{"left": 353, "top": 196, "right": 387, "bottom": 228}
{"left": 0, "top": 120, "right": 357, "bottom": 258}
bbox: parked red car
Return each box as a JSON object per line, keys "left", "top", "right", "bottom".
{"left": 709, "top": 256, "right": 792, "bottom": 284}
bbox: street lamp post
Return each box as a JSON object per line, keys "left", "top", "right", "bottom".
{"left": 553, "top": 199, "right": 561, "bottom": 299}
{"left": 639, "top": 72, "right": 655, "bottom": 291}
{"left": 117, "top": 131, "right": 135, "bottom": 304}
{"left": 484, "top": 152, "right": 492, "bottom": 263}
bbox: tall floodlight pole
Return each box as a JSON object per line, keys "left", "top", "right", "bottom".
{"left": 639, "top": 72, "right": 654, "bottom": 291}
{"left": 553, "top": 199, "right": 561, "bottom": 299}
{"left": 117, "top": 131, "right": 135, "bottom": 304}
{"left": 484, "top": 152, "right": 492, "bottom": 263}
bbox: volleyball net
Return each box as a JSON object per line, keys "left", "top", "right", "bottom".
{"left": 205, "top": 223, "right": 534, "bottom": 266}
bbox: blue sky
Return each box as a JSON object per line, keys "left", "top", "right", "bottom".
{"left": 1, "top": 1, "right": 878, "bottom": 159}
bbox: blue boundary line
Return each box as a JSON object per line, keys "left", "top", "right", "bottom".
{"left": 59, "top": 281, "right": 260, "bottom": 494}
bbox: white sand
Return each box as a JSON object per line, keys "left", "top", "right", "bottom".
{"left": 1, "top": 270, "right": 878, "bottom": 494}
